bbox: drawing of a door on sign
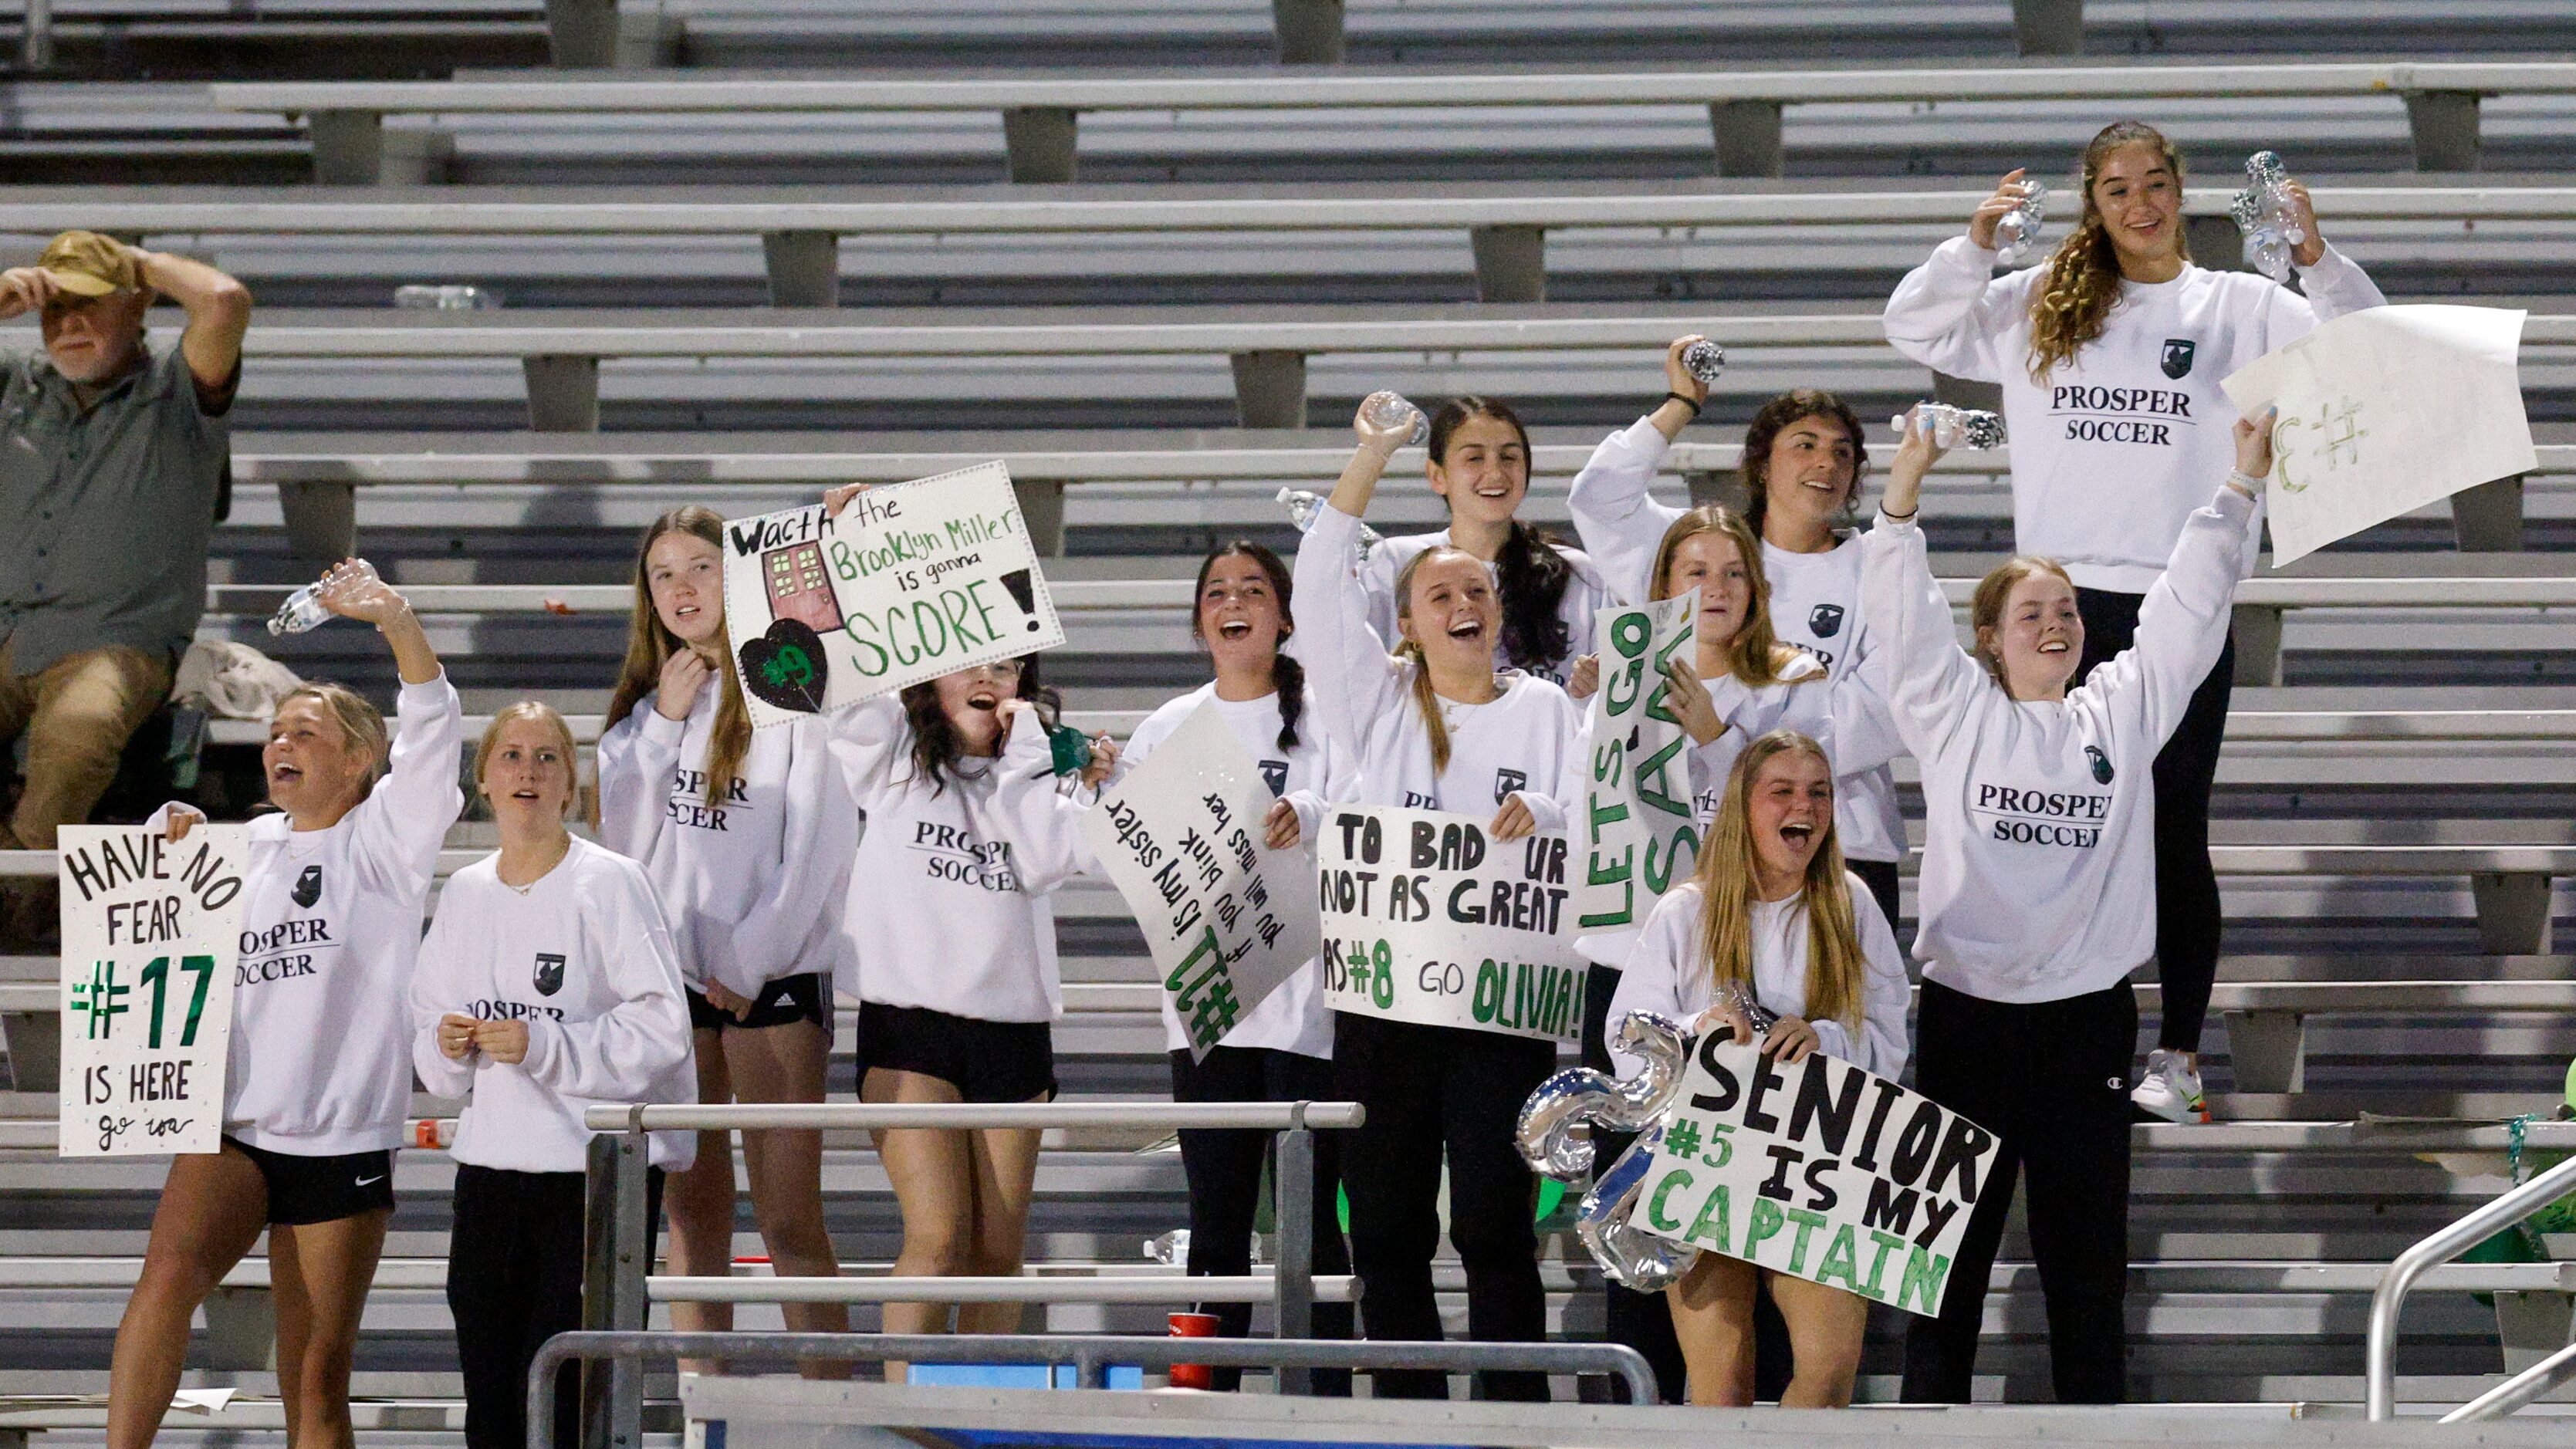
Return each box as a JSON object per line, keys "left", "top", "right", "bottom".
{"left": 762, "top": 542, "right": 845, "bottom": 634}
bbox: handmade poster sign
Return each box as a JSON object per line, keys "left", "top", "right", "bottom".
{"left": 57, "top": 825, "right": 249, "bottom": 1157}
{"left": 1631, "top": 1037, "right": 2002, "bottom": 1317}
{"left": 2222, "top": 306, "right": 2537, "bottom": 566}
{"left": 1317, "top": 804, "right": 1583, "bottom": 1045}
{"left": 1573, "top": 589, "right": 1699, "bottom": 966}
{"left": 1077, "top": 702, "right": 1322, "bottom": 1059}
{"left": 721, "top": 461, "right": 1067, "bottom": 728}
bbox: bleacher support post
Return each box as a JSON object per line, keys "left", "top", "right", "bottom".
{"left": 1273, "top": 0, "right": 1344, "bottom": 66}
{"left": 546, "top": 0, "right": 619, "bottom": 69}
{"left": 0, "top": 1009, "right": 56, "bottom": 1092}
{"left": 580, "top": 1117, "right": 653, "bottom": 1449}
{"left": 1706, "top": 101, "right": 1784, "bottom": 179}
{"left": 761, "top": 231, "right": 841, "bottom": 308}
{"left": 2471, "top": 873, "right": 2554, "bottom": 957}
{"left": 306, "top": 110, "right": 384, "bottom": 186}
{"left": 1003, "top": 108, "right": 1080, "bottom": 184}
{"left": 2451, "top": 475, "right": 2525, "bottom": 552}
{"left": 525, "top": 356, "right": 603, "bottom": 432}
{"left": 1230, "top": 351, "right": 1308, "bottom": 429}
{"left": 1013, "top": 478, "right": 1067, "bottom": 556}
{"left": 280, "top": 481, "right": 360, "bottom": 564}
{"left": 2012, "top": 0, "right": 2084, "bottom": 56}
{"left": 2222, "top": 1010, "right": 2308, "bottom": 1093}
{"left": 1469, "top": 225, "right": 1547, "bottom": 304}
{"left": 1684, "top": 470, "right": 1749, "bottom": 512}
{"left": 1273, "top": 1110, "right": 1316, "bottom": 1396}
{"left": 2185, "top": 214, "right": 2243, "bottom": 272}
{"left": 2230, "top": 604, "right": 2284, "bottom": 688}
{"left": 21, "top": 0, "right": 51, "bottom": 71}
{"left": 2403, "top": 90, "right": 2483, "bottom": 172}
{"left": 201, "top": 1285, "right": 279, "bottom": 1372}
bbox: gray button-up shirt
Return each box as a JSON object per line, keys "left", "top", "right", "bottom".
{"left": 0, "top": 342, "right": 230, "bottom": 677}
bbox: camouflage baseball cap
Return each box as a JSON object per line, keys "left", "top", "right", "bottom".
{"left": 37, "top": 231, "right": 140, "bottom": 299}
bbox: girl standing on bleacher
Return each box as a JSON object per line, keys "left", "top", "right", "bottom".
{"left": 597, "top": 506, "right": 859, "bottom": 1370}
{"left": 109, "top": 559, "right": 463, "bottom": 1449}
{"left": 1882, "top": 120, "right": 2385, "bottom": 1124}
{"left": 413, "top": 702, "right": 697, "bottom": 1449}
{"left": 1864, "top": 404, "right": 2274, "bottom": 1405}
{"left": 1293, "top": 397, "right": 1586, "bottom": 1403}
{"left": 1354, "top": 395, "right": 1614, "bottom": 689}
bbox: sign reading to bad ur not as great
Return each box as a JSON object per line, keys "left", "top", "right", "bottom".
{"left": 58, "top": 825, "right": 249, "bottom": 1157}
{"left": 722, "top": 461, "right": 1067, "bottom": 728}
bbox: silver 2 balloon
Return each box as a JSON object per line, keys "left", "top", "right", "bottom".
{"left": 1515, "top": 1011, "right": 1702, "bottom": 1290}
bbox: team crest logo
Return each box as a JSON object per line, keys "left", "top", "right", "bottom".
{"left": 1808, "top": 603, "right": 1845, "bottom": 639}
{"left": 2160, "top": 338, "right": 2196, "bottom": 380}
{"left": 292, "top": 865, "right": 323, "bottom": 909}
{"left": 1257, "top": 759, "right": 1290, "bottom": 798}
{"left": 533, "top": 953, "right": 566, "bottom": 996}
{"left": 1494, "top": 768, "right": 1527, "bottom": 803}
{"left": 2085, "top": 745, "right": 2115, "bottom": 785}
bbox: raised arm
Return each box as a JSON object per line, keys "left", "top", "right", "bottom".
{"left": 2084, "top": 418, "right": 2269, "bottom": 746}
{"left": 990, "top": 706, "right": 1111, "bottom": 892}
{"left": 1566, "top": 338, "right": 1709, "bottom": 603}
{"left": 135, "top": 246, "right": 251, "bottom": 404}
{"left": 330, "top": 563, "right": 465, "bottom": 887}
{"left": 2272, "top": 177, "right": 2388, "bottom": 329}
{"left": 823, "top": 691, "right": 911, "bottom": 812}
{"left": 521, "top": 866, "right": 695, "bottom": 1100}
{"left": 1291, "top": 504, "right": 1411, "bottom": 760}
{"left": 1859, "top": 417, "right": 1990, "bottom": 742}
{"left": 1880, "top": 172, "right": 2037, "bottom": 384}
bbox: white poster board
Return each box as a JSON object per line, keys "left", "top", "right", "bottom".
{"left": 1317, "top": 804, "right": 1583, "bottom": 1045}
{"left": 57, "top": 825, "right": 249, "bottom": 1157}
{"left": 720, "top": 461, "right": 1067, "bottom": 728}
{"left": 1632, "top": 1038, "right": 2003, "bottom": 1317}
{"left": 1077, "top": 702, "right": 1322, "bottom": 1058}
{"left": 1573, "top": 590, "right": 1699, "bottom": 965}
{"left": 2221, "top": 306, "right": 2537, "bottom": 566}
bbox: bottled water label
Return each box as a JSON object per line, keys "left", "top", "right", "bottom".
{"left": 1279, "top": 488, "right": 1384, "bottom": 563}
{"left": 1680, "top": 339, "right": 1726, "bottom": 387}
{"left": 266, "top": 582, "right": 333, "bottom": 637}
{"left": 1994, "top": 180, "right": 2049, "bottom": 266}
{"left": 1892, "top": 404, "right": 2006, "bottom": 451}
{"left": 1359, "top": 390, "right": 1428, "bottom": 447}
{"left": 2229, "top": 150, "right": 2307, "bottom": 282}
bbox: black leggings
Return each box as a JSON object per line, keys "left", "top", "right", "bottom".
{"left": 1901, "top": 980, "right": 2136, "bottom": 1405}
{"left": 1168, "top": 1044, "right": 1356, "bottom": 1395}
{"left": 1333, "top": 1012, "right": 1556, "bottom": 1401}
{"left": 2075, "top": 587, "right": 2232, "bottom": 1056}
{"left": 1847, "top": 856, "right": 1902, "bottom": 938}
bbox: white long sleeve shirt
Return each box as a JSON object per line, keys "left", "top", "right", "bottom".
{"left": 1357, "top": 528, "right": 1613, "bottom": 689}
{"left": 1293, "top": 501, "right": 1584, "bottom": 826}
{"left": 1883, "top": 235, "right": 2384, "bottom": 591}
{"left": 1565, "top": 415, "right": 1908, "bottom": 862}
{"left": 1861, "top": 481, "right": 2258, "bottom": 1003}
{"left": 1607, "top": 878, "right": 1910, "bottom": 1080}
{"left": 218, "top": 676, "right": 466, "bottom": 1155}
{"left": 828, "top": 697, "right": 1091, "bottom": 1024}
{"left": 597, "top": 688, "right": 856, "bottom": 998}
{"left": 410, "top": 836, "right": 698, "bottom": 1173}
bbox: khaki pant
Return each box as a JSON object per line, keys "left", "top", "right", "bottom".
{"left": 0, "top": 638, "right": 174, "bottom": 850}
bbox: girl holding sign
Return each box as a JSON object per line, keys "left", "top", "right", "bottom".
{"left": 110, "top": 559, "right": 463, "bottom": 1449}
{"left": 1864, "top": 404, "right": 2275, "bottom": 1404}
{"left": 597, "top": 506, "right": 859, "bottom": 1367}
{"left": 414, "top": 703, "right": 698, "bottom": 1449}
{"left": 1293, "top": 398, "right": 1587, "bottom": 1402}
{"left": 1884, "top": 123, "right": 2383, "bottom": 1124}
{"left": 817, "top": 484, "right": 1115, "bottom": 1377}
{"left": 1355, "top": 396, "right": 1615, "bottom": 688}
{"left": 1607, "top": 729, "right": 1909, "bottom": 1407}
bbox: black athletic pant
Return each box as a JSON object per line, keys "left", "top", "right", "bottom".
{"left": 1847, "top": 857, "right": 1902, "bottom": 940}
{"left": 2075, "top": 586, "right": 2232, "bottom": 1056}
{"left": 448, "top": 1162, "right": 665, "bottom": 1449}
{"left": 1334, "top": 1011, "right": 1554, "bottom": 1401}
{"left": 1901, "top": 981, "right": 2136, "bottom": 1405}
{"left": 1168, "top": 1044, "right": 1356, "bottom": 1396}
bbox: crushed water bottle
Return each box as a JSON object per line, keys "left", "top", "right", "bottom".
{"left": 1144, "top": 1229, "right": 1190, "bottom": 1267}
{"left": 266, "top": 559, "right": 373, "bottom": 637}
{"left": 1993, "top": 179, "right": 2049, "bottom": 266}
{"left": 1892, "top": 404, "right": 2006, "bottom": 451}
{"left": 1280, "top": 488, "right": 1384, "bottom": 563}
{"left": 1358, "top": 390, "right": 1428, "bottom": 447}
{"left": 2229, "top": 150, "right": 2307, "bottom": 282}
{"left": 394, "top": 284, "right": 501, "bottom": 310}
{"left": 1679, "top": 339, "right": 1725, "bottom": 387}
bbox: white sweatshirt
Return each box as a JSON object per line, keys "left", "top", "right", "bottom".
{"left": 1883, "top": 235, "right": 2384, "bottom": 591}
{"left": 410, "top": 836, "right": 698, "bottom": 1173}
{"left": 1118, "top": 684, "right": 1351, "bottom": 1059}
{"left": 1358, "top": 528, "right": 1613, "bottom": 688}
{"left": 1293, "top": 501, "right": 1584, "bottom": 826}
{"left": 827, "top": 697, "right": 1092, "bottom": 1024}
{"left": 1607, "top": 878, "right": 1911, "bottom": 1079}
{"left": 1861, "top": 481, "right": 2257, "bottom": 1003}
{"left": 1565, "top": 417, "right": 1906, "bottom": 863}
{"left": 597, "top": 687, "right": 857, "bottom": 998}
{"left": 216, "top": 676, "right": 466, "bottom": 1155}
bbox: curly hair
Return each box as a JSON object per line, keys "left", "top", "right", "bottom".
{"left": 2027, "top": 120, "right": 2190, "bottom": 381}
{"left": 1426, "top": 396, "right": 1575, "bottom": 676}
{"left": 1739, "top": 389, "right": 1868, "bottom": 537}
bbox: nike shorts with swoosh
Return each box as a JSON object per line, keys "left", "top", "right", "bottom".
{"left": 225, "top": 1137, "right": 397, "bottom": 1224}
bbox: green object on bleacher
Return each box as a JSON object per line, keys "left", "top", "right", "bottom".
{"left": 1535, "top": 1176, "right": 1567, "bottom": 1226}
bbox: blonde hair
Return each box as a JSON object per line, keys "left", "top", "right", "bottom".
{"left": 472, "top": 701, "right": 580, "bottom": 819}
{"left": 2028, "top": 120, "right": 2189, "bottom": 381}
{"left": 276, "top": 683, "right": 388, "bottom": 792}
{"left": 1648, "top": 506, "right": 1809, "bottom": 688}
{"left": 1690, "top": 730, "right": 1865, "bottom": 1031}
{"left": 1391, "top": 542, "right": 1503, "bottom": 775}
{"left": 1969, "top": 555, "right": 2077, "bottom": 687}
{"left": 604, "top": 507, "right": 753, "bottom": 806}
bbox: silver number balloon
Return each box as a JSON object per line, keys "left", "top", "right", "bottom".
{"left": 1516, "top": 1012, "right": 1704, "bottom": 1289}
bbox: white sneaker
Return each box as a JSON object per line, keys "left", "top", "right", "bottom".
{"left": 2131, "top": 1049, "right": 2210, "bottom": 1123}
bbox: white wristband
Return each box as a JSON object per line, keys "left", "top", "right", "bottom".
{"left": 2224, "top": 470, "right": 2261, "bottom": 498}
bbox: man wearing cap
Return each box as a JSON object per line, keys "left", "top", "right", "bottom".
{"left": 0, "top": 230, "right": 250, "bottom": 944}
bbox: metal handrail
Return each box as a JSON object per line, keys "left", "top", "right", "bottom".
{"left": 578, "top": 1100, "right": 1363, "bottom": 1131}
{"left": 645, "top": 1274, "right": 1359, "bottom": 1305}
{"left": 2365, "top": 1147, "right": 2576, "bottom": 1420}
{"left": 529, "top": 1329, "right": 1663, "bottom": 1449}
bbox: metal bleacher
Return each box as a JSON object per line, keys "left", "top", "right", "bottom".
{"left": 5, "top": 0, "right": 2576, "bottom": 1432}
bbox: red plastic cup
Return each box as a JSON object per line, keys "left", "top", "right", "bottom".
{"left": 1167, "top": 1312, "right": 1220, "bottom": 1390}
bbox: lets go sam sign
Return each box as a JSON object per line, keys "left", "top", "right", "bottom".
{"left": 722, "top": 462, "right": 1067, "bottom": 728}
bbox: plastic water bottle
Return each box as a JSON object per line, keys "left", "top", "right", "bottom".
{"left": 1993, "top": 180, "right": 2049, "bottom": 266}
{"left": 2229, "top": 151, "right": 2307, "bottom": 282}
{"left": 394, "top": 284, "right": 501, "bottom": 310}
{"left": 1144, "top": 1229, "right": 1190, "bottom": 1266}
{"left": 1892, "top": 404, "right": 2006, "bottom": 451}
{"left": 1359, "top": 390, "right": 1428, "bottom": 447}
{"left": 266, "top": 581, "right": 334, "bottom": 637}
{"left": 1279, "top": 488, "right": 1384, "bottom": 562}
{"left": 1680, "top": 339, "right": 1725, "bottom": 386}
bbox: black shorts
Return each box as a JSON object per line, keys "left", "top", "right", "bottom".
{"left": 859, "top": 1001, "right": 1056, "bottom": 1104}
{"left": 225, "top": 1137, "right": 396, "bottom": 1226}
{"left": 688, "top": 971, "right": 833, "bottom": 1033}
